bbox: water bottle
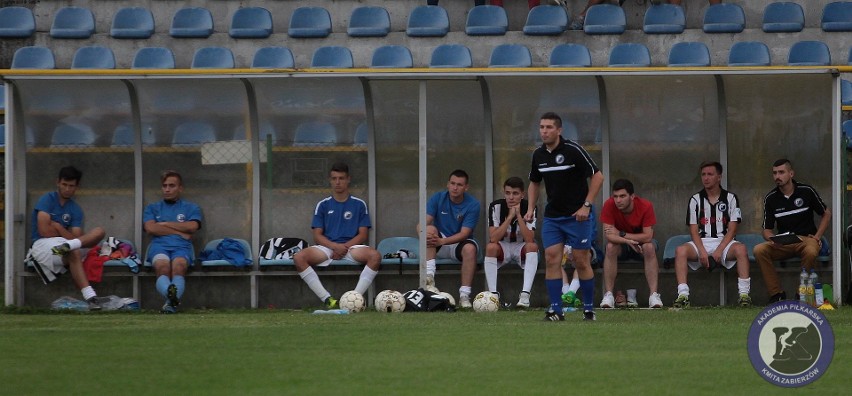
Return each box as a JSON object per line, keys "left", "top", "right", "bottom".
{"left": 561, "top": 245, "right": 573, "bottom": 266}
{"left": 798, "top": 268, "right": 808, "bottom": 303}
{"left": 312, "top": 309, "right": 350, "bottom": 315}
{"left": 808, "top": 270, "right": 819, "bottom": 307}
{"left": 815, "top": 283, "right": 824, "bottom": 306}
{"left": 805, "top": 270, "right": 816, "bottom": 306}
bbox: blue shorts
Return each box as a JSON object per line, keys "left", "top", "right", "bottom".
{"left": 147, "top": 242, "right": 194, "bottom": 265}
{"left": 541, "top": 211, "right": 596, "bottom": 250}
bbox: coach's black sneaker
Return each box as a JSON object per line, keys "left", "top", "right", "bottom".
{"left": 582, "top": 310, "right": 596, "bottom": 321}
{"left": 52, "top": 243, "right": 71, "bottom": 256}
{"left": 86, "top": 297, "right": 103, "bottom": 311}
{"left": 167, "top": 284, "right": 180, "bottom": 308}
{"left": 543, "top": 310, "right": 565, "bottom": 322}
{"left": 768, "top": 291, "right": 787, "bottom": 304}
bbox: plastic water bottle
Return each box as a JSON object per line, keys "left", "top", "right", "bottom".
{"left": 805, "top": 270, "right": 816, "bottom": 306}
{"left": 561, "top": 245, "right": 573, "bottom": 266}
{"left": 798, "top": 268, "right": 808, "bottom": 303}
{"left": 808, "top": 270, "right": 819, "bottom": 307}
{"left": 815, "top": 283, "right": 824, "bottom": 306}
{"left": 312, "top": 309, "right": 350, "bottom": 315}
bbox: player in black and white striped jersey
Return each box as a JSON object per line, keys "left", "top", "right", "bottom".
{"left": 672, "top": 161, "right": 751, "bottom": 308}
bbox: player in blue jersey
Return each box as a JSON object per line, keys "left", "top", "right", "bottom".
{"left": 144, "top": 170, "right": 203, "bottom": 314}
{"left": 293, "top": 162, "right": 381, "bottom": 309}
{"left": 30, "top": 166, "right": 106, "bottom": 310}
{"left": 526, "top": 112, "right": 604, "bottom": 321}
{"left": 418, "top": 169, "right": 481, "bottom": 309}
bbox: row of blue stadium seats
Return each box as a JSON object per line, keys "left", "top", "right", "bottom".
{"left": 9, "top": 40, "right": 852, "bottom": 70}
{"left": 3, "top": 2, "right": 852, "bottom": 40}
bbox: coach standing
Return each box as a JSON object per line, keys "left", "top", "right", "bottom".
{"left": 525, "top": 112, "right": 604, "bottom": 321}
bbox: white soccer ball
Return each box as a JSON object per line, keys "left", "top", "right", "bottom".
{"left": 375, "top": 290, "right": 406, "bottom": 313}
{"left": 473, "top": 291, "right": 500, "bottom": 312}
{"left": 437, "top": 291, "right": 456, "bottom": 307}
{"left": 339, "top": 290, "right": 366, "bottom": 313}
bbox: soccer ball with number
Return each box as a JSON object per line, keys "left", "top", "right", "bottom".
{"left": 437, "top": 292, "right": 456, "bottom": 307}
{"left": 473, "top": 291, "right": 500, "bottom": 312}
{"left": 375, "top": 290, "right": 406, "bottom": 313}
{"left": 339, "top": 290, "right": 366, "bottom": 313}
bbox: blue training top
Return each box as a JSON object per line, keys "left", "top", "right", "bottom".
{"left": 311, "top": 195, "right": 372, "bottom": 244}
{"left": 31, "top": 191, "right": 84, "bottom": 241}
{"left": 427, "top": 190, "right": 480, "bottom": 237}
{"left": 143, "top": 199, "right": 203, "bottom": 249}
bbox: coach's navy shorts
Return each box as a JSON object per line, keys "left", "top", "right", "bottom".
{"left": 541, "top": 210, "right": 596, "bottom": 250}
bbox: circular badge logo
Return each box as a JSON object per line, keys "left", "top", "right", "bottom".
{"left": 177, "top": 214, "right": 186, "bottom": 222}
{"left": 748, "top": 301, "right": 834, "bottom": 387}
{"left": 343, "top": 211, "right": 353, "bottom": 220}
{"left": 555, "top": 154, "right": 564, "bottom": 164}
{"left": 717, "top": 202, "right": 727, "bottom": 212}
{"left": 794, "top": 198, "right": 804, "bottom": 207}
{"left": 62, "top": 214, "right": 71, "bottom": 224}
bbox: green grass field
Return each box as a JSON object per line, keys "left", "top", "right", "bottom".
{"left": 0, "top": 306, "right": 849, "bottom": 395}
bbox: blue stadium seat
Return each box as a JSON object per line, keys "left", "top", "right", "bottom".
{"left": 430, "top": 44, "right": 472, "bottom": 68}
{"left": 50, "top": 7, "right": 95, "bottom": 39}
{"left": 0, "top": 6, "right": 35, "bottom": 38}
{"left": 112, "top": 123, "right": 156, "bottom": 147}
{"left": 608, "top": 43, "right": 651, "bottom": 67}
{"left": 132, "top": 47, "right": 175, "bottom": 69}
{"left": 11, "top": 46, "right": 55, "bottom": 69}
{"left": 173, "top": 122, "right": 216, "bottom": 146}
{"left": 466, "top": 5, "right": 508, "bottom": 36}
{"left": 200, "top": 238, "right": 253, "bottom": 268}
{"left": 849, "top": 47, "right": 852, "bottom": 65}
{"left": 230, "top": 7, "right": 272, "bottom": 39}
{"left": 348, "top": 6, "right": 390, "bottom": 37}
{"left": 289, "top": 7, "right": 332, "bottom": 38}
{"left": 703, "top": 3, "right": 745, "bottom": 33}
{"left": 252, "top": 47, "right": 294, "bottom": 68}
{"left": 661, "top": 235, "right": 691, "bottom": 268}
{"left": 371, "top": 45, "right": 413, "bottom": 68}
{"left": 489, "top": 44, "right": 531, "bottom": 67}
{"left": 354, "top": 122, "right": 368, "bottom": 145}
{"left": 170, "top": 7, "right": 214, "bottom": 38}
{"left": 233, "top": 121, "right": 277, "bottom": 142}
{"left": 822, "top": 2, "right": 852, "bottom": 31}
{"left": 0, "top": 124, "right": 4, "bottom": 147}
{"left": 762, "top": 2, "right": 804, "bottom": 33}
{"left": 294, "top": 121, "right": 337, "bottom": 146}
{"left": 523, "top": 5, "right": 568, "bottom": 36}
{"left": 407, "top": 6, "right": 449, "bottom": 37}
{"left": 71, "top": 46, "right": 115, "bottom": 69}
{"left": 583, "top": 4, "right": 625, "bottom": 35}
{"left": 844, "top": 120, "right": 852, "bottom": 150}
{"left": 311, "top": 46, "right": 353, "bottom": 68}
{"left": 668, "top": 42, "right": 710, "bottom": 67}
{"left": 788, "top": 41, "right": 831, "bottom": 66}
{"left": 111, "top": 7, "right": 154, "bottom": 39}
{"left": 843, "top": 79, "right": 852, "bottom": 106}
{"left": 728, "top": 41, "right": 771, "bottom": 66}
{"left": 549, "top": 44, "right": 591, "bottom": 67}
{"left": 191, "top": 47, "right": 235, "bottom": 68}
{"left": 0, "top": 86, "right": 4, "bottom": 111}
{"left": 643, "top": 4, "right": 685, "bottom": 34}
{"left": 378, "top": 237, "right": 419, "bottom": 266}
{"left": 51, "top": 123, "right": 96, "bottom": 147}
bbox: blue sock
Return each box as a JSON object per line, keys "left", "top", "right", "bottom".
{"left": 156, "top": 275, "right": 171, "bottom": 298}
{"left": 172, "top": 275, "right": 186, "bottom": 299}
{"left": 580, "top": 277, "right": 595, "bottom": 312}
{"left": 546, "top": 278, "right": 563, "bottom": 313}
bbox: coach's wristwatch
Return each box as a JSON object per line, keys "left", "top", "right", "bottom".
{"left": 583, "top": 201, "right": 592, "bottom": 208}
{"left": 619, "top": 231, "right": 627, "bottom": 238}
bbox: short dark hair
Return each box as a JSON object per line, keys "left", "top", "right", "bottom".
{"left": 449, "top": 169, "right": 469, "bottom": 184}
{"left": 161, "top": 170, "right": 183, "bottom": 185}
{"left": 773, "top": 158, "right": 792, "bottom": 168}
{"left": 612, "top": 179, "right": 634, "bottom": 195}
{"left": 540, "top": 112, "right": 562, "bottom": 128}
{"left": 503, "top": 176, "right": 525, "bottom": 191}
{"left": 58, "top": 166, "right": 82, "bottom": 183}
{"left": 699, "top": 161, "right": 723, "bottom": 175}
{"left": 330, "top": 162, "right": 349, "bottom": 176}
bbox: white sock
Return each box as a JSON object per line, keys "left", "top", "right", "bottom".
{"left": 81, "top": 286, "right": 96, "bottom": 300}
{"left": 522, "top": 252, "right": 538, "bottom": 293}
{"left": 484, "top": 257, "right": 499, "bottom": 292}
{"left": 354, "top": 267, "right": 379, "bottom": 295}
{"left": 677, "top": 283, "right": 690, "bottom": 297}
{"left": 426, "top": 259, "right": 436, "bottom": 277}
{"left": 459, "top": 285, "right": 472, "bottom": 298}
{"left": 562, "top": 283, "right": 570, "bottom": 294}
{"left": 299, "top": 267, "right": 330, "bottom": 302}
{"left": 738, "top": 277, "right": 751, "bottom": 295}
{"left": 68, "top": 239, "right": 82, "bottom": 250}
{"left": 627, "top": 289, "right": 637, "bottom": 301}
{"left": 568, "top": 278, "right": 580, "bottom": 294}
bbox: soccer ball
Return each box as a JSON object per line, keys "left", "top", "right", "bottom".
{"left": 375, "top": 290, "right": 406, "bottom": 313}
{"left": 473, "top": 291, "right": 500, "bottom": 312}
{"left": 437, "top": 291, "right": 456, "bottom": 307}
{"left": 339, "top": 290, "right": 366, "bottom": 313}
